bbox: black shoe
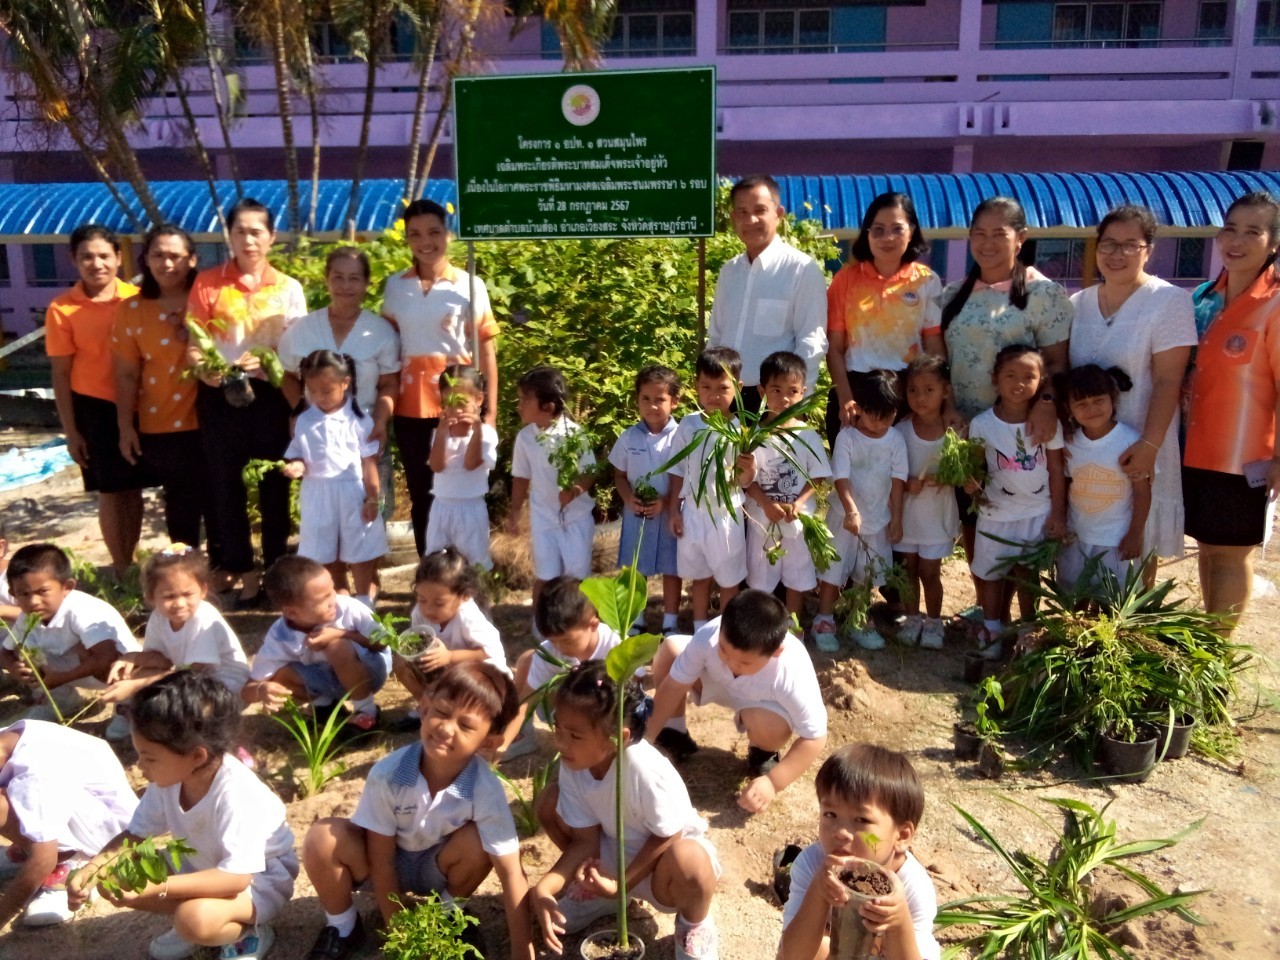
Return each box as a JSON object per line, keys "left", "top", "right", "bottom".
{"left": 307, "top": 917, "right": 365, "bottom": 960}
{"left": 748, "top": 746, "right": 781, "bottom": 777}
{"left": 390, "top": 713, "right": 422, "bottom": 734}
{"left": 772, "top": 843, "right": 804, "bottom": 904}
{"left": 655, "top": 727, "right": 700, "bottom": 762}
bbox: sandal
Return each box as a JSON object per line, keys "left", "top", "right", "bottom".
{"left": 349, "top": 707, "right": 380, "bottom": 732}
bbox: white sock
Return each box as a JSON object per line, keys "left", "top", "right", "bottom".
{"left": 325, "top": 905, "right": 358, "bottom": 938}
{"left": 983, "top": 620, "right": 1002, "bottom": 639}
{"left": 350, "top": 695, "right": 377, "bottom": 715}
{"left": 354, "top": 594, "right": 374, "bottom": 610}
{"left": 813, "top": 613, "right": 835, "bottom": 624}
{"left": 666, "top": 716, "right": 688, "bottom": 733}
{"left": 663, "top": 613, "right": 678, "bottom": 630}
{"left": 693, "top": 619, "right": 708, "bottom": 631}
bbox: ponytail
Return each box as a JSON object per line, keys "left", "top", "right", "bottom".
{"left": 940, "top": 264, "right": 981, "bottom": 334}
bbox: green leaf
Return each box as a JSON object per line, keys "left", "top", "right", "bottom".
{"left": 605, "top": 632, "right": 662, "bottom": 686}
{"left": 580, "top": 568, "right": 648, "bottom": 638}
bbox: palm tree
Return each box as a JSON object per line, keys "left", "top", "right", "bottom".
{"left": 401, "top": 0, "right": 446, "bottom": 202}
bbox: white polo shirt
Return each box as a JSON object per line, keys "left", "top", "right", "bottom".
{"left": 608, "top": 418, "right": 680, "bottom": 499}
{"left": 511, "top": 417, "right": 596, "bottom": 531}
{"left": 2, "top": 590, "right": 139, "bottom": 676}
{"left": 285, "top": 402, "right": 379, "bottom": 481}
{"left": 432, "top": 424, "right": 499, "bottom": 500}
{"left": 250, "top": 594, "right": 377, "bottom": 680}
{"left": 525, "top": 623, "right": 622, "bottom": 692}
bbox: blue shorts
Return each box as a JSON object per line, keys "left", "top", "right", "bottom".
{"left": 394, "top": 842, "right": 448, "bottom": 895}
{"left": 291, "top": 645, "right": 391, "bottom": 703}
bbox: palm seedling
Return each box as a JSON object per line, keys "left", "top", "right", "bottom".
{"left": 269, "top": 693, "right": 353, "bottom": 797}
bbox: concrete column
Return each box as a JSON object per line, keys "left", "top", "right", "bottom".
{"left": 1230, "top": 0, "right": 1260, "bottom": 99}
{"left": 958, "top": 0, "right": 983, "bottom": 53}
{"left": 697, "top": 0, "right": 718, "bottom": 60}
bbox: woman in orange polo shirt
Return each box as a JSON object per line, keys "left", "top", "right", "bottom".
{"left": 1184, "top": 190, "right": 1280, "bottom": 630}
{"left": 114, "top": 224, "right": 217, "bottom": 559}
{"left": 45, "top": 224, "right": 149, "bottom": 577}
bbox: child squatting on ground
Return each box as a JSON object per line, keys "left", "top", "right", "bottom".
{"left": 647, "top": 589, "right": 828, "bottom": 814}
{"left": 301, "top": 662, "right": 533, "bottom": 960}
{"left": 777, "top": 743, "right": 940, "bottom": 960}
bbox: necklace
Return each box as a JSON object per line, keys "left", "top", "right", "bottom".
{"left": 1097, "top": 278, "right": 1143, "bottom": 325}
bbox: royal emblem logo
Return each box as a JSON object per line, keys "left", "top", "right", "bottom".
{"left": 561, "top": 84, "right": 600, "bottom": 126}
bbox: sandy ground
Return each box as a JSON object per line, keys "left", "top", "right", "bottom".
{"left": 0, "top": 437, "right": 1276, "bottom": 960}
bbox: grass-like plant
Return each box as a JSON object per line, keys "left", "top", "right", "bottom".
{"left": 67, "top": 551, "right": 147, "bottom": 619}
{"left": 934, "top": 428, "right": 986, "bottom": 489}
{"left": 381, "top": 893, "right": 482, "bottom": 960}
{"left": 493, "top": 753, "right": 560, "bottom": 838}
{"left": 937, "top": 797, "right": 1203, "bottom": 959}
{"left": 2, "top": 613, "right": 101, "bottom": 726}
{"left": 74, "top": 837, "right": 197, "bottom": 899}
{"left": 832, "top": 538, "right": 913, "bottom": 634}
{"left": 269, "top": 694, "right": 352, "bottom": 797}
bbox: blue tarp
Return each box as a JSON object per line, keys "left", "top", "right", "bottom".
{"left": 0, "top": 439, "right": 74, "bottom": 493}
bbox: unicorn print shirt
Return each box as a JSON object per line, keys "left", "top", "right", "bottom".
{"left": 968, "top": 408, "right": 1063, "bottom": 523}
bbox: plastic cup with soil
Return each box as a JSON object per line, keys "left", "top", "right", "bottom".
{"left": 397, "top": 629, "right": 445, "bottom": 686}
{"left": 828, "top": 857, "right": 900, "bottom": 960}
{"left": 579, "top": 930, "right": 645, "bottom": 960}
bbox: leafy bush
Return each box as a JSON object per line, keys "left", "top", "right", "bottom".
{"left": 382, "top": 893, "right": 482, "bottom": 960}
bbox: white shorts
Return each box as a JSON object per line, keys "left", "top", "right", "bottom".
{"left": 676, "top": 504, "right": 747, "bottom": 587}
{"left": 598, "top": 832, "right": 720, "bottom": 912}
{"left": 819, "top": 526, "right": 891, "bottom": 588}
{"left": 895, "top": 540, "right": 955, "bottom": 562}
{"left": 746, "top": 516, "right": 817, "bottom": 592}
{"left": 531, "top": 512, "right": 595, "bottom": 581}
{"left": 1056, "top": 539, "right": 1136, "bottom": 592}
{"left": 972, "top": 513, "right": 1048, "bottom": 581}
{"left": 297, "top": 477, "right": 389, "bottom": 565}
{"left": 425, "top": 497, "right": 493, "bottom": 569}
{"left": 246, "top": 850, "right": 299, "bottom": 925}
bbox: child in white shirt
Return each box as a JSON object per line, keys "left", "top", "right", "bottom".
{"left": 814, "top": 372, "right": 909, "bottom": 652}
{"left": 281, "top": 350, "right": 388, "bottom": 605}
{"left": 0, "top": 720, "right": 138, "bottom": 929}
{"left": 778, "top": 743, "right": 940, "bottom": 960}
{"left": 425, "top": 364, "right": 498, "bottom": 569}
{"left": 70, "top": 672, "right": 298, "bottom": 960}
{"left": 0, "top": 543, "right": 139, "bottom": 738}
{"left": 104, "top": 546, "right": 250, "bottom": 702}
{"left": 506, "top": 366, "right": 596, "bottom": 608}
{"left": 1059, "top": 364, "right": 1151, "bottom": 593}
{"left": 532, "top": 660, "right": 720, "bottom": 959}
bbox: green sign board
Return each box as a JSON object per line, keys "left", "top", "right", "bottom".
{"left": 453, "top": 67, "right": 716, "bottom": 241}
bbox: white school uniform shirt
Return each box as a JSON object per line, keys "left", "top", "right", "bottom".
{"left": 511, "top": 417, "right": 596, "bottom": 531}
{"left": 250, "top": 594, "right": 376, "bottom": 680}
{"left": 829, "top": 426, "right": 909, "bottom": 534}
{"left": 782, "top": 843, "right": 941, "bottom": 960}
{"left": 0, "top": 570, "right": 13, "bottom": 607}
{"left": 353, "top": 745, "right": 519, "bottom": 857}
{"left": 968, "top": 409, "right": 1064, "bottom": 523}
{"left": 1065, "top": 422, "right": 1142, "bottom": 549}
{"left": 557, "top": 739, "right": 707, "bottom": 865}
{"left": 142, "top": 601, "right": 251, "bottom": 694}
{"left": 432, "top": 424, "right": 499, "bottom": 500}
{"left": 669, "top": 619, "right": 827, "bottom": 740}
{"left": 410, "top": 598, "right": 511, "bottom": 677}
{"left": 525, "top": 623, "right": 622, "bottom": 692}
{"left": 669, "top": 412, "right": 744, "bottom": 520}
{"left": 707, "top": 235, "right": 829, "bottom": 388}
{"left": 129, "top": 754, "right": 295, "bottom": 876}
{"left": 0, "top": 720, "right": 137, "bottom": 856}
{"left": 277, "top": 308, "right": 400, "bottom": 413}
{"left": 746, "top": 427, "right": 832, "bottom": 528}
{"left": 895, "top": 420, "right": 961, "bottom": 546}
{"left": 286, "top": 402, "right": 379, "bottom": 481}
{"left": 2, "top": 589, "right": 139, "bottom": 675}
{"left": 608, "top": 418, "right": 679, "bottom": 500}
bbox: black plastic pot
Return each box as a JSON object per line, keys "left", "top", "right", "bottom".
{"left": 1099, "top": 728, "right": 1158, "bottom": 783}
{"left": 977, "top": 741, "right": 1005, "bottom": 780}
{"left": 962, "top": 651, "right": 1001, "bottom": 684}
{"left": 1153, "top": 716, "right": 1195, "bottom": 760}
{"left": 223, "top": 368, "right": 255, "bottom": 407}
{"left": 953, "top": 722, "right": 983, "bottom": 760}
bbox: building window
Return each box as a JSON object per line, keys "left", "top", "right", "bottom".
{"left": 603, "top": 0, "right": 694, "bottom": 56}
{"left": 1173, "top": 237, "right": 1208, "bottom": 280}
{"left": 1258, "top": 0, "right": 1280, "bottom": 43}
{"left": 1051, "top": 1, "right": 1161, "bottom": 47}
{"left": 727, "top": 5, "right": 832, "bottom": 53}
{"left": 1197, "top": 0, "right": 1230, "bottom": 42}
{"left": 0, "top": 246, "right": 10, "bottom": 288}
{"left": 1034, "top": 238, "right": 1087, "bottom": 283}
{"left": 28, "top": 245, "right": 75, "bottom": 288}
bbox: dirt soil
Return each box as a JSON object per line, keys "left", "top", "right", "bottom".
{"left": 0, "top": 437, "right": 1277, "bottom": 960}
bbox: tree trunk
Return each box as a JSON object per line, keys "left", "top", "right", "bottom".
{"left": 301, "top": 23, "right": 321, "bottom": 236}
{"left": 202, "top": 17, "right": 242, "bottom": 196}
{"left": 402, "top": 12, "right": 443, "bottom": 202}
{"left": 173, "top": 71, "right": 230, "bottom": 236}
{"left": 415, "top": 0, "right": 479, "bottom": 199}
{"left": 269, "top": 10, "right": 302, "bottom": 234}
{"left": 414, "top": 78, "right": 452, "bottom": 199}
{"left": 344, "top": 6, "right": 382, "bottom": 230}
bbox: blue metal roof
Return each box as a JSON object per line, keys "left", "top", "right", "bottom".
{"left": 0, "top": 171, "right": 1276, "bottom": 239}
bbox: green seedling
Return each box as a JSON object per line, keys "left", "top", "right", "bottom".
{"left": 76, "top": 837, "right": 197, "bottom": 899}
{"left": 3, "top": 613, "right": 101, "bottom": 726}
{"left": 859, "top": 832, "right": 881, "bottom": 856}
{"left": 536, "top": 420, "right": 595, "bottom": 492}
{"left": 797, "top": 512, "right": 839, "bottom": 573}
{"left": 269, "top": 694, "right": 352, "bottom": 797}
{"left": 370, "top": 612, "right": 434, "bottom": 658}
{"left": 381, "top": 893, "right": 482, "bottom": 960}
{"left": 833, "top": 539, "right": 913, "bottom": 634}
{"left": 184, "top": 320, "right": 284, "bottom": 388}
{"left": 632, "top": 475, "right": 660, "bottom": 506}
{"left": 934, "top": 428, "right": 986, "bottom": 488}
{"left": 68, "top": 551, "right": 146, "bottom": 619}
{"left": 493, "top": 753, "right": 560, "bottom": 838}
{"left": 974, "top": 676, "right": 1004, "bottom": 741}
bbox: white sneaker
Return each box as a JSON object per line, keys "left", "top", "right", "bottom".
{"left": 897, "top": 615, "right": 923, "bottom": 646}
{"left": 919, "top": 618, "right": 946, "bottom": 650}
{"left": 219, "top": 925, "right": 274, "bottom": 959}
{"left": 22, "top": 885, "right": 74, "bottom": 926}
{"left": 149, "top": 927, "right": 197, "bottom": 960}
{"left": 851, "top": 627, "right": 885, "bottom": 651}
{"left": 106, "top": 711, "right": 132, "bottom": 741}
{"left": 675, "top": 915, "right": 719, "bottom": 960}
{"left": 976, "top": 628, "right": 1003, "bottom": 660}
{"left": 555, "top": 893, "right": 618, "bottom": 934}
{"left": 811, "top": 616, "right": 839, "bottom": 653}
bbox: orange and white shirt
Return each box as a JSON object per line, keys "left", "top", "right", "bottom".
{"left": 827, "top": 260, "right": 942, "bottom": 373}
{"left": 45, "top": 280, "right": 140, "bottom": 402}
{"left": 1184, "top": 267, "right": 1280, "bottom": 475}
{"left": 186, "top": 261, "right": 307, "bottom": 364}
{"left": 381, "top": 263, "right": 498, "bottom": 420}
{"left": 112, "top": 297, "right": 197, "bottom": 434}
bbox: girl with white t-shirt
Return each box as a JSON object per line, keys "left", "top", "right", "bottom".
{"left": 1058, "top": 365, "right": 1151, "bottom": 593}
{"left": 282, "top": 350, "right": 388, "bottom": 604}
{"left": 532, "top": 661, "right": 720, "bottom": 960}
{"left": 104, "top": 547, "right": 250, "bottom": 703}
{"left": 69, "top": 672, "right": 297, "bottom": 960}
{"left": 425, "top": 365, "right": 498, "bottom": 568}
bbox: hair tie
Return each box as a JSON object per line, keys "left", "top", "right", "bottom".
{"left": 160, "top": 543, "right": 193, "bottom": 557}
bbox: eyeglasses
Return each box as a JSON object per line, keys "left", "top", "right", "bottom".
{"left": 1097, "top": 241, "right": 1148, "bottom": 257}
{"left": 869, "top": 225, "right": 909, "bottom": 240}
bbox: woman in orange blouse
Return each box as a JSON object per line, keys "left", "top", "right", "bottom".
{"left": 1184, "top": 191, "right": 1280, "bottom": 630}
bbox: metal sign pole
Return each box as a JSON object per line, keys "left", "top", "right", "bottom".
{"left": 697, "top": 237, "right": 707, "bottom": 349}
{"left": 467, "top": 240, "right": 480, "bottom": 368}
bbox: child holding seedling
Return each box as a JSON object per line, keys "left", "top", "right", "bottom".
{"left": 391, "top": 548, "right": 511, "bottom": 732}
{"left": 966, "top": 345, "right": 1066, "bottom": 658}
{"left": 70, "top": 671, "right": 298, "bottom": 960}
{"left": 1058, "top": 364, "right": 1150, "bottom": 593}
{"left": 506, "top": 366, "right": 597, "bottom": 609}
{"left": 813, "top": 372, "right": 909, "bottom": 653}
{"left": 281, "top": 350, "right": 387, "bottom": 606}
{"left": 777, "top": 743, "right": 940, "bottom": 960}
{"left": 300, "top": 663, "right": 533, "bottom": 960}
{"left": 425, "top": 364, "right": 499, "bottom": 570}
{"left": 532, "top": 660, "right": 721, "bottom": 959}
{"left": 609, "top": 365, "right": 683, "bottom": 634}
{"left": 103, "top": 546, "right": 250, "bottom": 703}
{"left": 0, "top": 719, "right": 138, "bottom": 929}
{"left": 667, "top": 346, "right": 757, "bottom": 628}
{"left": 893, "top": 356, "right": 961, "bottom": 650}
{"left": 241, "top": 555, "right": 391, "bottom": 731}
{"left": 744, "top": 351, "right": 832, "bottom": 619}
{"left": 0, "top": 543, "right": 139, "bottom": 739}
{"left": 647, "top": 590, "right": 827, "bottom": 814}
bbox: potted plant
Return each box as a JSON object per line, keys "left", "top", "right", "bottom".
{"left": 954, "top": 676, "right": 1003, "bottom": 761}
{"left": 827, "top": 833, "right": 901, "bottom": 960}
{"left": 185, "top": 320, "right": 285, "bottom": 408}
{"left": 371, "top": 611, "right": 443, "bottom": 685}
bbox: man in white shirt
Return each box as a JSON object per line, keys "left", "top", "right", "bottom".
{"left": 707, "top": 176, "right": 828, "bottom": 412}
